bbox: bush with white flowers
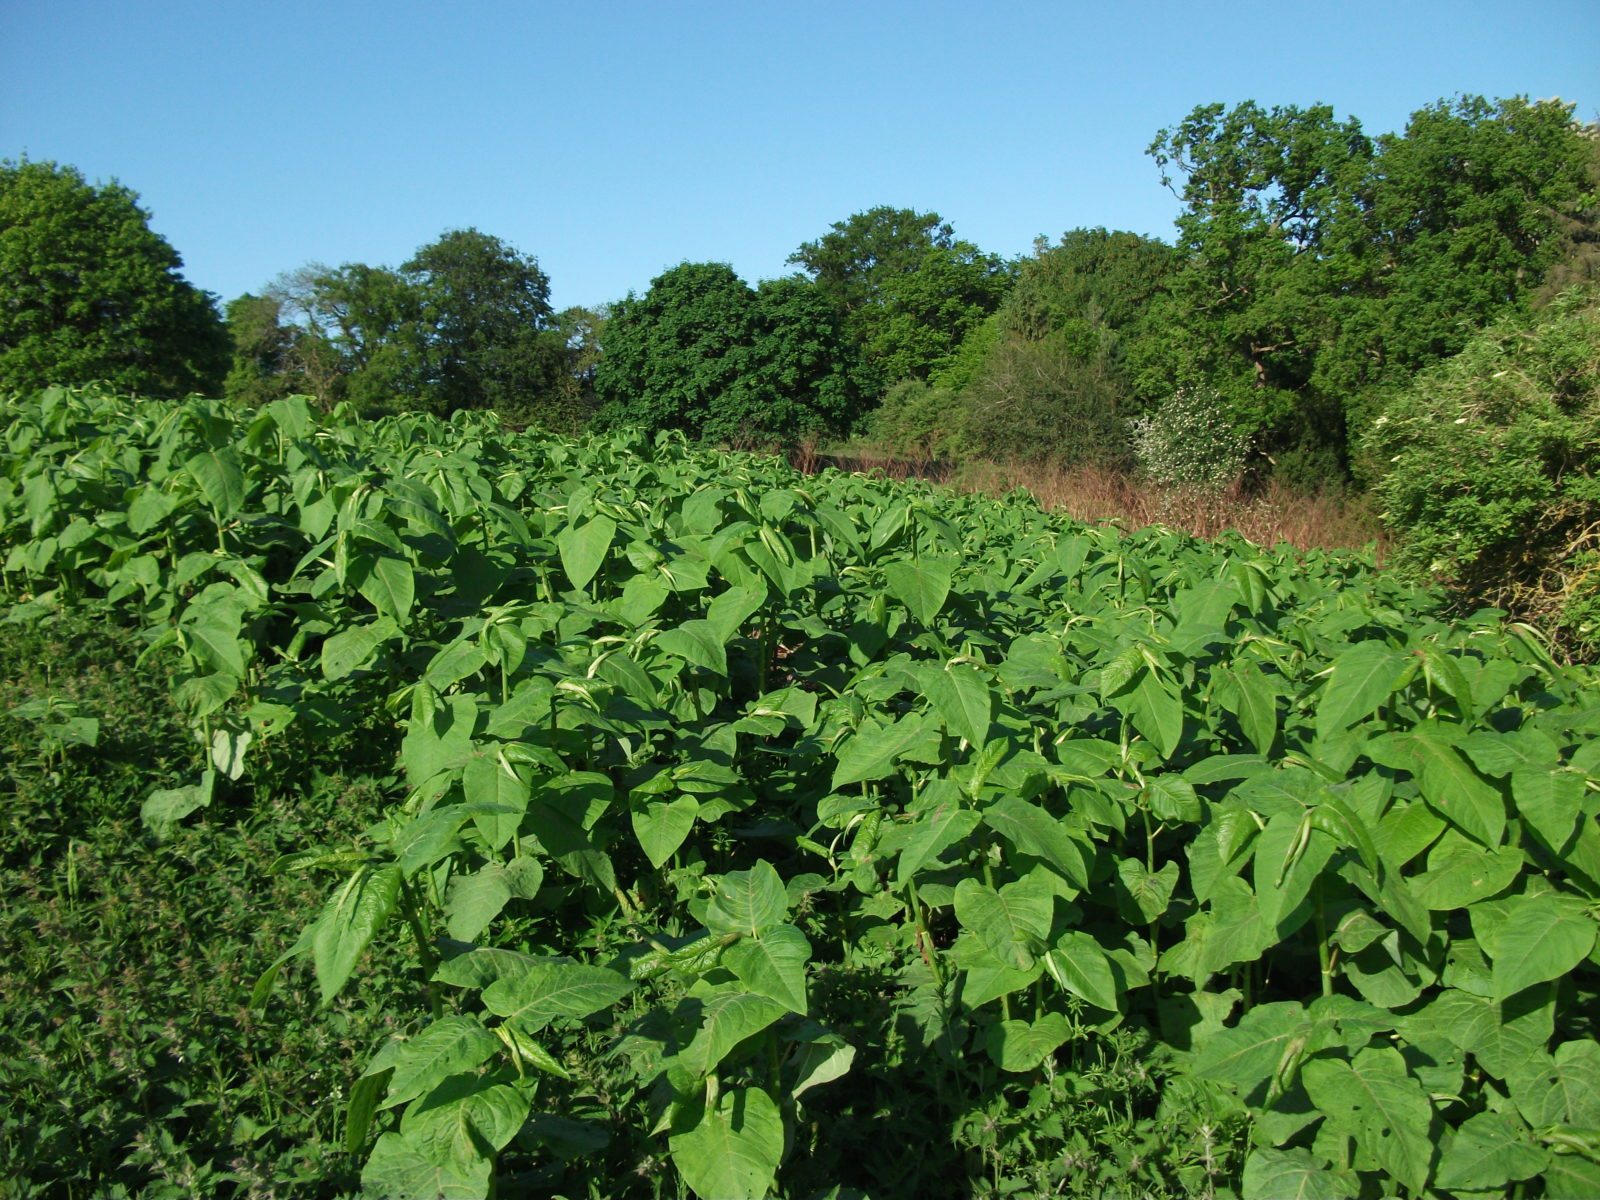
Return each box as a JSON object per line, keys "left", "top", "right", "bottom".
{"left": 1128, "top": 388, "right": 1250, "bottom": 491}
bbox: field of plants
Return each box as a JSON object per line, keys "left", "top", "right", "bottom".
{"left": 3, "top": 386, "right": 1600, "bottom": 1199}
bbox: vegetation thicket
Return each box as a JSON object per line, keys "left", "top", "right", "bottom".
{"left": 0, "top": 159, "right": 228, "bottom": 397}
{"left": 3, "top": 386, "right": 1599, "bottom": 1198}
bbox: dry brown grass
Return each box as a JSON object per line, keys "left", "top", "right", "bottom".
{"left": 790, "top": 445, "right": 1387, "bottom": 557}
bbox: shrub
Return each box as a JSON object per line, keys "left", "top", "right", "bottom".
{"left": 1128, "top": 388, "right": 1250, "bottom": 491}
{"left": 1366, "top": 287, "right": 1600, "bottom": 655}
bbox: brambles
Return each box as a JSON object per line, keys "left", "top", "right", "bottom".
{"left": 3, "top": 386, "right": 1599, "bottom": 1197}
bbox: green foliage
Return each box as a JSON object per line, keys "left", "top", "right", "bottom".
{"left": 789, "top": 206, "right": 1013, "bottom": 393}
{"left": 5, "top": 382, "right": 1600, "bottom": 1200}
{"left": 0, "top": 159, "right": 227, "bottom": 396}
{"left": 593, "top": 263, "right": 861, "bottom": 444}
{"left": 1368, "top": 287, "right": 1600, "bottom": 655}
{"left": 1146, "top": 95, "right": 1599, "bottom": 474}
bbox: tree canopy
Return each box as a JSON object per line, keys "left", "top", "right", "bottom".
{"left": 0, "top": 159, "right": 227, "bottom": 396}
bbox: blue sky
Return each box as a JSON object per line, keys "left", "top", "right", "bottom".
{"left": 3, "top": 1, "right": 1596, "bottom": 312}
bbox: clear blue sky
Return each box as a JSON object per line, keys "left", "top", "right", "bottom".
{"left": 4, "top": 0, "right": 1596, "bottom": 313}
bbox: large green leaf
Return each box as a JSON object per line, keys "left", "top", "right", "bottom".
{"left": 673, "top": 990, "right": 788, "bottom": 1077}
{"left": 985, "top": 1013, "right": 1072, "bottom": 1073}
{"left": 361, "top": 1131, "right": 490, "bottom": 1200}
{"left": 1241, "top": 1148, "right": 1358, "bottom": 1200}
{"left": 1481, "top": 892, "right": 1597, "bottom": 1000}
{"left": 656, "top": 619, "right": 728, "bottom": 677}
{"left": 883, "top": 558, "right": 954, "bottom": 626}
{"left": 1315, "top": 642, "right": 1413, "bottom": 741}
{"left": 321, "top": 615, "right": 400, "bottom": 681}
{"left": 895, "top": 783, "right": 978, "bottom": 883}
{"left": 1191, "top": 1001, "right": 1313, "bottom": 1094}
{"left": 831, "top": 713, "right": 934, "bottom": 789}
{"left": 401, "top": 1076, "right": 532, "bottom": 1177}
{"left": 1507, "top": 1040, "right": 1600, "bottom": 1128}
{"left": 557, "top": 515, "right": 616, "bottom": 589}
{"left": 1042, "top": 931, "right": 1120, "bottom": 1011}
{"left": 1301, "top": 1047, "right": 1434, "bottom": 1194}
{"left": 924, "top": 663, "right": 992, "bottom": 747}
{"left": 668, "top": 1086, "right": 784, "bottom": 1200}
{"left": 706, "top": 861, "right": 788, "bottom": 938}
{"left": 983, "top": 796, "right": 1089, "bottom": 890}
{"left": 722, "top": 924, "right": 810, "bottom": 1015}
{"left": 480, "top": 960, "right": 633, "bottom": 1034}
{"left": 377, "top": 1015, "right": 502, "bottom": 1110}
{"left": 184, "top": 445, "right": 247, "bottom": 517}
{"left": 444, "top": 864, "right": 514, "bottom": 943}
{"left": 353, "top": 553, "right": 415, "bottom": 624}
{"left": 311, "top": 864, "right": 401, "bottom": 1005}
{"left": 631, "top": 795, "right": 698, "bottom": 868}
{"left": 1434, "top": 1111, "right": 1548, "bottom": 1191}
{"left": 953, "top": 876, "right": 1053, "bottom": 970}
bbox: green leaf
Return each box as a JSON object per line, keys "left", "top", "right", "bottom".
{"left": 1482, "top": 892, "right": 1597, "bottom": 1001}
{"left": 706, "top": 861, "right": 788, "bottom": 938}
{"left": 354, "top": 554, "right": 415, "bottom": 624}
{"left": 1042, "top": 932, "right": 1121, "bottom": 1011}
{"left": 954, "top": 876, "right": 1053, "bottom": 970}
{"left": 983, "top": 796, "right": 1089, "bottom": 889}
{"left": 705, "top": 584, "right": 767, "bottom": 643}
{"left": 379, "top": 1016, "right": 502, "bottom": 1110}
{"left": 141, "top": 769, "right": 216, "bottom": 835}
{"left": 1253, "top": 814, "right": 1336, "bottom": 933}
{"left": 1226, "top": 661, "right": 1279, "bottom": 755}
{"left": 1191, "top": 1001, "right": 1313, "bottom": 1094}
{"left": 557, "top": 515, "right": 616, "bottom": 589}
{"left": 831, "top": 713, "right": 933, "bottom": 789}
{"left": 1512, "top": 768, "right": 1585, "bottom": 853}
{"left": 1508, "top": 1040, "right": 1600, "bottom": 1128}
{"left": 790, "top": 1029, "right": 856, "bottom": 1097}
{"left": 1143, "top": 775, "right": 1201, "bottom": 823}
{"left": 1435, "top": 1111, "right": 1549, "bottom": 1190}
{"left": 1301, "top": 1046, "right": 1433, "bottom": 1194}
{"left": 631, "top": 795, "right": 698, "bottom": 869}
{"left": 673, "top": 990, "right": 788, "bottom": 1076}
{"left": 1117, "top": 858, "right": 1180, "bottom": 923}
{"left": 480, "top": 960, "right": 633, "bottom": 1034}
{"left": 668, "top": 1086, "right": 784, "bottom": 1200}
{"left": 1241, "top": 1148, "right": 1358, "bottom": 1200}
{"left": 1545, "top": 1153, "right": 1600, "bottom": 1199}
{"left": 361, "top": 1132, "right": 490, "bottom": 1200}
{"left": 1412, "top": 838, "right": 1522, "bottom": 909}
{"left": 722, "top": 924, "right": 810, "bottom": 1015}
{"left": 883, "top": 558, "right": 954, "bottom": 626}
{"left": 895, "top": 783, "right": 979, "bottom": 883}
{"left": 925, "top": 663, "right": 992, "bottom": 747}
{"left": 1109, "top": 664, "right": 1184, "bottom": 760}
{"left": 1315, "top": 642, "right": 1413, "bottom": 741}
{"left": 462, "top": 753, "right": 530, "bottom": 850}
{"left": 321, "top": 615, "right": 399, "bottom": 681}
{"left": 402, "top": 1076, "right": 532, "bottom": 1174}
{"left": 184, "top": 446, "right": 247, "bottom": 517}
{"left": 444, "top": 865, "right": 514, "bottom": 943}
{"left": 655, "top": 619, "right": 728, "bottom": 677}
{"left": 1414, "top": 735, "right": 1505, "bottom": 847}
{"left": 311, "top": 864, "right": 401, "bottom": 1005}
{"left": 985, "top": 1012, "right": 1073, "bottom": 1073}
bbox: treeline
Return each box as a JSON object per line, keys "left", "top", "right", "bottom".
{"left": 4, "top": 95, "right": 1594, "bottom": 482}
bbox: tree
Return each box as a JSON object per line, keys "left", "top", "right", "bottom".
{"left": 593, "top": 264, "right": 860, "bottom": 444}
{"left": 401, "top": 229, "right": 565, "bottom": 420}
{"left": 788, "top": 206, "right": 1012, "bottom": 391}
{"left": 223, "top": 293, "right": 300, "bottom": 406}
{"left": 252, "top": 230, "right": 570, "bottom": 422}
{"left": 0, "top": 159, "right": 227, "bottom": 395}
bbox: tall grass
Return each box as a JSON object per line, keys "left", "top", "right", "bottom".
{"left": 791, "top": 444, "right": 1386, "bottom": 556}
